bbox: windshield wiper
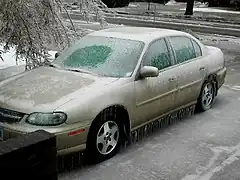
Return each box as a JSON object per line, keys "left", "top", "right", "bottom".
{"left": 65, "top": 68, "right": 107, "bottom": 77}
{"left": 48, "top": 64, "right": 56, "bottom": 68}
{"left": 46, "top": 63, "right": 94, "bottom": 75}
{"left": 66, "top": 68, "right": 93, "bottom": 75}
{"left": 47, "top": 63, "right": 60, "bottom": 69}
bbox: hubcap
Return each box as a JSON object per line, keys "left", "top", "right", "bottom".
{"left": 202, "top": 83, "right": 214, "bottom": 108}
{"left": 96, "top": 121, "right": 119, "bottom": 155}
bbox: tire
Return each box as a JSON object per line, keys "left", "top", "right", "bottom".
{"left": 196, "top": 79, "right": 216, "bottom": 112}
{"left": 86, "top": 111, "right": 124, "bottom": 163}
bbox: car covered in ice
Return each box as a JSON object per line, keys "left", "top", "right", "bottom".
{"left": 0, "top": 27, "right": 226, "bottom": 162}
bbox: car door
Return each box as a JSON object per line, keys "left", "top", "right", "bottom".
{"left": 168, "top": 36, "right": 207, "bottom": 108}
{"left": 134, "top": 38, "right": 178, "bottom": 127}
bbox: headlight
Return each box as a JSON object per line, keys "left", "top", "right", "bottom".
{"left": 26, "top": 112, "right": 67, "bottom": 126}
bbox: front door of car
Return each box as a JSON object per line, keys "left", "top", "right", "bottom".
{"left": 167, "top": 36, "right": 207, "bottom": 108}
{"left": 134, "top": 38, "right": 178, "bottom": 128}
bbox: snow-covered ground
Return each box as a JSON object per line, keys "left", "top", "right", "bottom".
{"left": 198, "top": 33, "right": 240, "bottom": 44}
{"left": 0, "top": 46, "right": 57, "bottom": 70}
{"left": 166, "top": 0, "right": 208, "bottom": 7}
{"left": 0, "top": 48, "right": 57, "bottom": 81}
{"left": 165, "top": 0, "right": 179, "bottom": 6}
{"left": 128, "top": 4, "right": 140, "bottom": 8}
{"left": 0, "top": 47, "right": 25, "bottom": 69}
{"left": 130, "top": 1, "right": 238, "bottom": 14}
{"left": 180, "top": 7, "right": 240, "bottom": 14}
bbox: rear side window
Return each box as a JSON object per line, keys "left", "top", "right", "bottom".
{"left": 169, "top": 36, "right": 196, "bottom": 64}
{"left": 191, "top": 39, "right": 202, "bottom": 57}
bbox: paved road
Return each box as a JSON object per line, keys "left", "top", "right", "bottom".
{"left": 57, "top": 24, "right": 240, "bottom": 180}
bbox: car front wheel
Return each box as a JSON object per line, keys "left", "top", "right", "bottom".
{"left": 96, "top": 121, "right": 120, "bottom": 155}
{"left": 86, "top": 114, "right": 123, "bottom": 163}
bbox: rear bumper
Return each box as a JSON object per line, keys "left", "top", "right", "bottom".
{"left": 216, "top": 67, "right": 227, "bottom": 89}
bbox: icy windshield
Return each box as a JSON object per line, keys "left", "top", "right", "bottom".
{"left": 52, "top": 35, "right": 145, "bottom": 77}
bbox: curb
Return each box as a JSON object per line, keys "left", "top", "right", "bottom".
{"left": 69, "top": 8, "right": 240, "bottom": 25}
{"left": 113, "top": 10, "right": 240, "bottom": 23}
{"left": 110, "top": 17, "right": 240, "bottom": 37}
{"left": 105, "top": 13, "right": 240, "bottom": 30}
{"left": 63, "top": 13, "right": 240, "bottom": 37}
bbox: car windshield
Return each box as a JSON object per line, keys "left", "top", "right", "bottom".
{"left": 52, "top": 35, "right": 145, "bottom": 77}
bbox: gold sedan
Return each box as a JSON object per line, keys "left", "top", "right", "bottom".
{"left": 0, "top": 27, "right": 226, "bottom": 162}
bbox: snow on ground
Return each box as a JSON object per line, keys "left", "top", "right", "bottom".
{"left": 128, "top": 4, "right": 140, "bottom": 8}
{"left": 165, "top": 0, "right": 178, "bottom": 6}
{"left": 165, "top": 0, "right": 208, "bottom": 7}
{"left": 0, "top": 48, "right": 57, "bottom": 81}
{"left": 0, "top": 47, "right": 25, "bottom": 69}
{"left": 180, "top": 7, "right": 240, "bottom": 14}
{"left": 198, "top": 33, "right": 240, "bottom": 44}
{"left": 0, "top": 46, "right": 57, "bottom": 70}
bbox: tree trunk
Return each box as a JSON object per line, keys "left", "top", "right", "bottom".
{"left": 148, "top": 0, "right": 151, "bottom": 10}
{"left": 184, "top": 0, "right": 194, "bottom": 15}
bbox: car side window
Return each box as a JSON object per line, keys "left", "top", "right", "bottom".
{"left": 169, "top": 36, "right": 196, "bottom": 64}
{"left": 191, "top": 39, "right": 202, "bottom": 57}
{"left": 143, "top": 39, "right": 172, "bottom": 71}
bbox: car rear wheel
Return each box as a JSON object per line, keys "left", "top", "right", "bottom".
{"left": 86, "top": 113, "right": 123, "bottom": 163}
{"left": 196, "top": 80, "right": 216, "bottom": 112}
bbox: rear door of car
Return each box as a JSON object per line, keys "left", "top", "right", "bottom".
{"left": 134, "top": 38, "right": 178, "bottom": 127}
{"left": 167, "top": 35, "right": 207, "bottom": 108}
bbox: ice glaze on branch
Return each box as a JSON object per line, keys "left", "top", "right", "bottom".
{"left": 0, "top": 0, "right": 109, "bottom": 70}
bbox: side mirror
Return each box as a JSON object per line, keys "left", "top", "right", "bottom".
{"left": 55, "top": 52, "right": 60, "bottom": 59}
{"left": 140, "top": 66, "right": 159, "bottom": 78}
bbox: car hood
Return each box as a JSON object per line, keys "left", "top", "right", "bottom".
{"left": 0, "top": 67, "right": 119, "bottom": 114}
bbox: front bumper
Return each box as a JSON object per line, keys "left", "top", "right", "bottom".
{"left": 0, "top": 122, "right": 90, "bottom": 156}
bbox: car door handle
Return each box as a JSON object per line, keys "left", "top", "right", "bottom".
{"left": 168, "top": 77, "right": 176, "bottom": 82}
{"left": 199, "top": 67, "right": 206, "bottom": 71}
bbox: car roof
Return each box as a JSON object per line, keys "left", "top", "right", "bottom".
{"left": 88, "top": 26, "right": 189, "bottom": 43}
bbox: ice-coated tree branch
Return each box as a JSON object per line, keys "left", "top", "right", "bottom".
{"left": 0, "top": 0, "right": 109, "bottom": 70}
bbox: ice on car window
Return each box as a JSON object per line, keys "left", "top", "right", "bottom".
{"left": 52, "top": 36, "right": 145, "bottom": 78}
{"left": 143, "top": 39, "right": 171, "bottom": 70}
{"left": 63, "top": 45, "right": 112, "bottom": 68}
{"left": 191, "top": 40, "right": 202, "bottom": 57}
{"left": 170, "top": 36, "right": 196, "bottom": 63}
